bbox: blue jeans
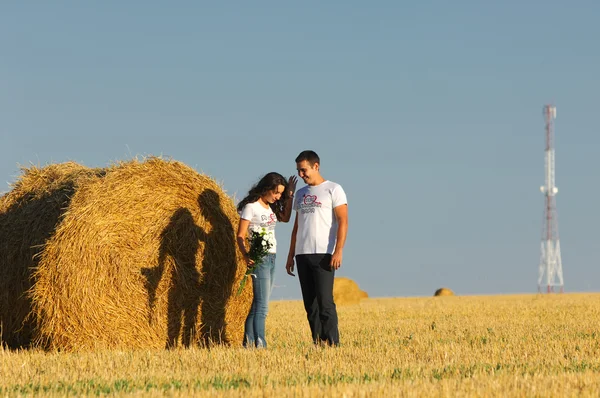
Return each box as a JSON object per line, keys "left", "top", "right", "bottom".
{"left": 243, "top": 253, "right": 276, "bottom": 348}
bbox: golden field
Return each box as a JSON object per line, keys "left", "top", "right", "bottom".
{"left": 1, "top": 293, "right": 600, "bottom": 397}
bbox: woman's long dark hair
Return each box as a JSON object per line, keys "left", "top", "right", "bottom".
{"left": 237, "top": 172, "right": 290, "bottom": 221}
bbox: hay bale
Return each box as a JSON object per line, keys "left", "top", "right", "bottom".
{"left": 434, "top": 287, "right": 455, "bottom": 296}
{"left": 30, "top": 157, "right": 250, "bottom": 351}
{"left": 0, "top": 162, "right": 101, "bottom": 348}
{"left": 3, "top": 157, "right": 250, "bottom": 351}
{"left": 333, "top": 277, "right": 368, "bottom": 306}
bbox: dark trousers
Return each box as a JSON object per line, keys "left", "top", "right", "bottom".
{"left": 296, "top": 254, "right": 339, "bottom": 346}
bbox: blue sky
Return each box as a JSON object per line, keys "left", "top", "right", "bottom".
{"left": 2, "top": 1, "right": 599, "bottom": 299}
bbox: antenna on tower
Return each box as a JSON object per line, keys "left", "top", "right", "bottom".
{"left": 538, "top": 104, "right": 564, "bottom": 293}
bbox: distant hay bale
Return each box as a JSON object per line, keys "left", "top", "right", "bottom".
{"left": 1, "top": 157, "right": 251, "bottom": 351}
{"left": 434, "top": 287, "right": 455, "bottom": 297}
{"left": 0, "top": 162, "right": 101, "bottom": 348}
{"left": 333, "top": 277, "right": 368, "bottom": 306}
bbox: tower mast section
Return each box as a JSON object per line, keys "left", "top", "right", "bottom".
{"left": 538, "top": 105, "right": 564, "bottom": 293}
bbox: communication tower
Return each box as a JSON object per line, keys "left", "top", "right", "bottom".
{"left": 538, "top": 105, "right": 564, "bottom": 293}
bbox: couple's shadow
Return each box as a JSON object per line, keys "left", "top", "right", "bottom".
{"left": 141, "top": 190, "right": 236, "bottom": 348}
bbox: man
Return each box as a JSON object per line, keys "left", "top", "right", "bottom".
{"left": 286, "top": 150, "right": 348, "bottom": 346}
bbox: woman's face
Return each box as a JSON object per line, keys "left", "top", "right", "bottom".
{"left": 263, "top": 184, "right": 285, "bottom": 204}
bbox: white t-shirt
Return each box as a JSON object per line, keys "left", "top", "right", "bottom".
{"left": 240, "top": 201, "right": 277, "bottom": 254}
{"left": 293, "top": 180, "right": 347, "bottom": 255}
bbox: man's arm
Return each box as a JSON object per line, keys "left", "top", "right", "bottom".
{"left": 285, "top": 213, "right": 299, "bottom": 276}
{"left": 330, "top": 204, "right": 348, "bottom": 270}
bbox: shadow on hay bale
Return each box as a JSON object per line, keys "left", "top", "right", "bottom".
{"left": 333, "top": 277, "right": 368, "bottom": 306}
{"left": 434, "top": 287, "right": 455, "bottom": 296}
{"left": 2, "top": 157, "right": 251, "bottom": 351}
{"left": 141, "top": 190, "right": 240, "bottom": 349}
{"left": 0, "top": 162, "right": 102, "bottom": 349}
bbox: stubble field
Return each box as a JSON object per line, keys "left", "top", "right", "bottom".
{"left": 2, "top": 293, "right": 600, "bottom": 397}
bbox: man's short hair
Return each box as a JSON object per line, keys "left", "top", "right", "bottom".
{"left": 295, "top": 150, "right": 320, "bottom": 166}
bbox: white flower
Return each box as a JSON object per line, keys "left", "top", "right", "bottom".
{"left": 261, "top": 240, "right": 267, "bottom": 247}
{"left": 251, "top": 225, "right": 262, "bottom": 234}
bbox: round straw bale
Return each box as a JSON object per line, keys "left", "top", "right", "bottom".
{"left": 0, "top": 162, "right": 101, "bottom": 348}
{"left": 434, "top": 287, "right": 455, "bottom": 296}
{"left": 30, "top": 157, "right": 250, "bottom": 351}
{"left": 333, "top": 277, "right": 368, "bottom": 306}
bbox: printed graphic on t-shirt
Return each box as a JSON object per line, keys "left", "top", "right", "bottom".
{"left": 259, "top": 213, "right": 277, "bottom": 228}
{"left": 298, "top": 194, "right": 322, "bottom": 214}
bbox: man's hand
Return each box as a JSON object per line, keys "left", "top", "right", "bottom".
{"left": 286, "top": 257, "right": 295, "bottom": 276}
{"left": 330, "top": 251, "right": 343, "bottom": 270}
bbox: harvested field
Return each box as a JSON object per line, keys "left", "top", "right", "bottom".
{"left": 1, "top": 294, "right": 599, "bottom": 396}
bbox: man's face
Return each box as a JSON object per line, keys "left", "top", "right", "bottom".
{"left": 296, "top": 160, "right": 319, "bottom": 185}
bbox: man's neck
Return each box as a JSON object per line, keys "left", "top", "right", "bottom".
{"left": 308, "top": 176, "right": 326, "bottom": 186}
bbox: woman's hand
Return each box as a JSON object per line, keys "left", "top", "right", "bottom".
{"left": 287, "top": 175, "right": 298, "bottom": 196}
{"left": 280, "top": 175, "right": 298, "bottom": 223}
{"left": 245, "top": 255, "right": 255, "bottom": 269}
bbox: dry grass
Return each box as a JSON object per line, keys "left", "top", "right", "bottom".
{"left": 333, "top": 277, "right": 368, "bottom": 305}
{"left": 434, "top": 287, "right": 455, "bottom": 296}
{"left": 0, "top": 162, "right": 103, "bottom": 348}
{"left": 2, "top": 293, "right": 600, "bottom": 397}
{"left": 1, "top": 158, "right": 251, "bottom": 351}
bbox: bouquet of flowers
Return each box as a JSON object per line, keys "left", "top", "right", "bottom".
{"left": 236, "top": 226, "right": 275, "bottom": 296}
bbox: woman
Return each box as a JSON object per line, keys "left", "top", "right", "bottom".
{"left": 236, "top": 172, "right": 297, "bottom": 348}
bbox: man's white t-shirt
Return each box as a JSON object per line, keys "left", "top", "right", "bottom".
{"left": 293, "top": 180, "right": 347, "bottom": 255}
{"left": 240, "top": 201, "right": 278, "bottom": 254}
